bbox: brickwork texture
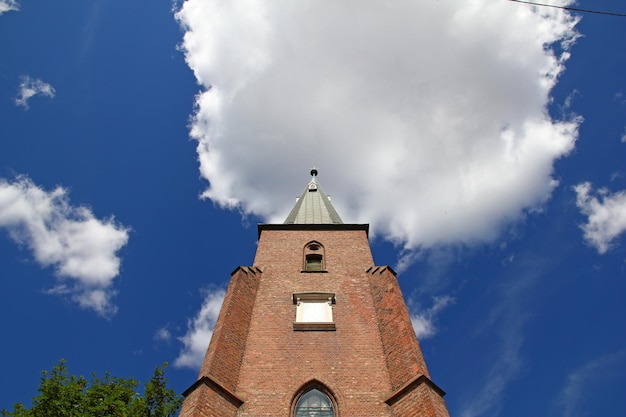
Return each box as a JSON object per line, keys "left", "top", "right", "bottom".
{"left": 180, "top": 226, "right": 450, "bottom": 417}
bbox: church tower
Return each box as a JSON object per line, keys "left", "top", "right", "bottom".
{"left": 180, "top": 169, "right": 450, "bottom": 417}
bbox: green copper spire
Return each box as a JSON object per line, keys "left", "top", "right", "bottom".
{"left": 284, "top": 168, "right": 343, "bottom": 225}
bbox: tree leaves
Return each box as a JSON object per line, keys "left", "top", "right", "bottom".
{"left": 1, "top": 360, "right": 182, "bottom": 417}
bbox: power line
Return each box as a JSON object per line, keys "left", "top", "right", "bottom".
{"left": 507, "top": 0, "right": 626, "bottom": 17}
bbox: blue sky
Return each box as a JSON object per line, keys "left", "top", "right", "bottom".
{"left": 1, "top": 1, "right": 625, "bottom": 416}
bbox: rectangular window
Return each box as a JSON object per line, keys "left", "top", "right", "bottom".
{"left": 293, "top": 292, "right": 336, "bottom": 331}
{"left": 296, "top": 300, "right": 332, "bottom": 322}
{"left": 305, "top": 254, "right": 323, "bottom": 271}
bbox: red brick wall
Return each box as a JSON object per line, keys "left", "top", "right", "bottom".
{"left": 388, "top": 380, "right": 450, "bottom": 417}
{"left": 235, "top": 228, "right": 393, "bottom": 416}
{"left": 198, "top": 267, "right": 262, "bottom": 389}
{"left": 180, "top": 226, "right": 450, "bottom": 416}
{"left": 179, "top": 382, "right": 240, "bottom": 417}
{"left": 368, "top": 266, "right": 430, "bottom": 389}
{"left": 180, "top": 267, "right": 261, "bottom": 416}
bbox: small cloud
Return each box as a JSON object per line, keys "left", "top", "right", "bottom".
{"left": 574, "top": 182, "right": 626, "bottom": 254}
{"left": 395, "top": 249, "right": 424, "bottom": 274}
{"left": 557, "top": 350, "right": 626, "bottom": 417}
{"left": 154, "top": 326, "right": 172, "bottom": 342}
{"left": 0, "top": 0, "right": 19, "bottom": 15}
{"left": 501, "top": 253, "right": 515, "bottom": 266}
{"left": 411, "top": 315, "right": 436, "bottom": 340}
{"left": 559, "top": 89, "right": 580, "bottom": 119}
{"left": 461, "top": 327, "right": 524, "bottom": 417}
{"left": 460, "top": 294, "right": 529, "bottom": 417}
{"left": 174, "top": 288, "right": 225, "bottom": 369}
{"left": 621, "top": 126, "right": 626, "bottom": 143}
{"left": 15, "top": 76, "right": 55, "bottom": 109}
{"left": 0, "top": 176, "right": 130, "bottom": 316}
{"left": 409, "top": 295, "right": 454, "bottom": 339}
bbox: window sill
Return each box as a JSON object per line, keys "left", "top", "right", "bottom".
{"left": 293, "top": 322, "right": 336, "bottom": 331}
{"left": 301, "top": 270, "right": 328, "bottom": 273}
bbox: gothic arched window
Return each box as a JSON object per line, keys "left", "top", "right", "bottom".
{"left": 294, "top": 388, "right": 334, "bottom": 416}
{"left": 303, "top": 241, "right": 325, "bottom": 272}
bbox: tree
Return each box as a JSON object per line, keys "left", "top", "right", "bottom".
{"left": 1, "top": 360, "right": 183, "bottom": 417}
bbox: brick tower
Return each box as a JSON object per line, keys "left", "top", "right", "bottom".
{"left": 180, "top": 169, "right": 450, "bottom": 417}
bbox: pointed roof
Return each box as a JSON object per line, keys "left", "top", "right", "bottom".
{"left": 284, "top": 168, "right": 343, "bottom": 225}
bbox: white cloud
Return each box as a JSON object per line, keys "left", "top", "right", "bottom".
{"left": 175, "top": 0, "right": 580, "bottom": 250}
{"left": 0, "top": 176, "right": 129, "bottom": 316}
{"left": 154, "top": 326, "right": 172, "bottom": 342}
{"left": 458, "top": 246, "right": 559, "bottom": 417}
{"left": 409, "top": 295, "right": 454, "bottom": 339}
{"left": 557, "top": 350, "right": 626, "bottom": 417}
{"left": 461, "top": 324, "right": 523, "bottom": 417}
{"left": 574, "top": 182, "right": 626, "bottom": 254}
{"left": 0, "top": 0, "right": 19, "bottom": 15}
{"left": 15, "top": 76, "right": 55, "bottom": 109}
{"left": 460, "top": 288, "right": 529, "bottom": 417}
{"left": 621, "top": 126, "right": 626, "bottom": 143}
{"left": 174, "top": 288, "right": 225, "bottom": 369}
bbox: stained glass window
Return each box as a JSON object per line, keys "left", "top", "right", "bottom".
{"left": 294, "top": 389, "right": 334, "bottom": 417}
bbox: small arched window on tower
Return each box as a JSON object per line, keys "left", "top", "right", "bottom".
{"left": 294, "top": 388, "right": 335, "bottom": 417}
{"left": 303, "top": 241, "right": 325, "bottom": 272}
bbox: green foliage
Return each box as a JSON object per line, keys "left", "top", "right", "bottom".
{"left": 1, "top": 360, "right": 183, "bottom": 417}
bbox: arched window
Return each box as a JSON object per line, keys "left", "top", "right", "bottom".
{"left": 294, "top": 389, "right": 334, "bottom": 416}
{"left": 303, "top": 241, "right": 325, "bottom": 272}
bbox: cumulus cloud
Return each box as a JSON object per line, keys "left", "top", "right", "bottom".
{"left": 175, "top": 0, "right": 580, "bottom": 250}
{"left": 409, "top": 295, "right": 454, "bottom": 339}
{"left": 0, "top": 177, "right": 129, "bottom": 316}
{"left": 0, "top": 0, "right": 19, "bottom": 14}
{"left": 15, "top": 76, "right": 56, "bottom": 109}
{"left": 174, "top": 288, "right": 225, "bottom": 369}
{"left": 574, "top": 182, "right": 626, "bottom": 254}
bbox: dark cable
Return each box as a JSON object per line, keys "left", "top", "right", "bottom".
{"left": 507, "top": 0, "right": 626, "bottom": 17}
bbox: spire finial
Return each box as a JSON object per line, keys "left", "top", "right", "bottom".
{"left": 310, "top": 167, "right": 318, "bottom": 177}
